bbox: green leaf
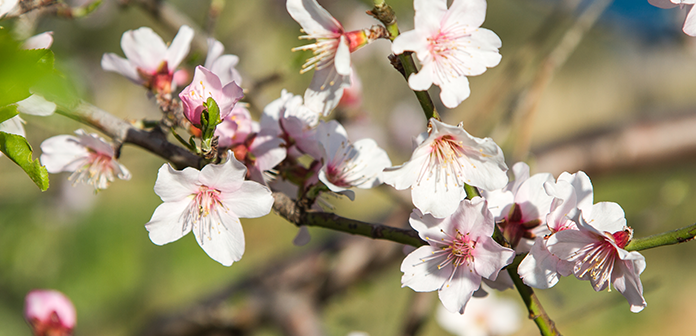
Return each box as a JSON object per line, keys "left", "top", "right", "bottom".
{"left": 0, "top": 131, "right": 49, "bottom": 191}
{"left": 201, "top": 97, "right": 221, "bottom": 140}
{"left": 0, "top": 105, "right": 19, "bottom": 124}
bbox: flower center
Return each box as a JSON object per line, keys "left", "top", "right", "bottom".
{"left": 426, "top": 229, "right": 476, "bottom": 270}
{"left": 292, "top": 32, "right": 342, "bottom": 74}
{"left": 68, "top": 152, "right": 116, "bottom": 191}
{"left": 571, "top": 238, "right": 619, "bottom": 291}
{"left": 427, "top": 24, "right": 474, "bottom": 81}
{"left": 137, "top": 61, "right": 173, "bottom": 94}
{"left": 498, "top": 203, "right": 542, "bottom": 248}
{"left": 417, "top": 135, "right": 471, "bottom": 191}
{"left": 181, "top": 185, "right": 227, "bottom": 244}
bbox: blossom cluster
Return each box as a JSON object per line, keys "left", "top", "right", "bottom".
{"left": 8, "top": 0, "right": 665, "bottom": 331}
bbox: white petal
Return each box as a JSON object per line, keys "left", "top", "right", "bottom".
{"left": 442, "top": 0, "right": 487, "bottom": 31}
{"left": 0, "top": 116, "right": 26, "bottom": 137}
{"left": 205, "top": 38, "right": 225, "bottom": 69}
{"left": 392, "top": 30, "right": 428, "bottom": 55}
{"left": 153, "top": 163, "right": 200, "bottom": 202}
{"left": 648, "top": 0, "right": 677, "bottom": 8}
{"left": 101, "top": 53, "right": 142, "bottom": 83}
{"left": 304, "top": 66, "right": 350, "bottom": 116}
{"left": 39, "top": 135, "right": 90, "bottom": 173}
{"left": 22, "top": 31, "right": 53, "bottom": 50}
{"left": 334, "top": 35, "right": 351, "bottom": 76}
{"left": 145, "top": 199, "right": 192, "bottom": 245}
{"left": 121, "top": 27, "right": 168, "bottom": 72}
{"left": 166, "top": 25, "right": 194, "bottom": 71}
{"left": 193, "top": 210, "right": 245, "bottom": 266}
{"left": 408, "top": 61, "right": 435, "bottom": 91}
{"left": 16, "top": 94, "right": 56, "bottom": 116}
{"left": 517, "top": 238, "right": 562, "bottom": 289}
{"left": 612, "top": 254, "right": 647, "bottom": 313}
{"left": 382, "top": 154, "right": 427, "bottom": 190}
{"left": 413, "top": 0, "right": 448, "bottom": 34}
{"left": 684, "top": 5, "right": 696, "bottom": 36}
{"left": 581, "top": 202, "right": 626, "bottom": 233}
{"left": 199, "top": 154, "right": 246, "bottom": 193}
{"left": 286, "top": 0, "right": 342, "bottom": 36}
{"left": 220, "top": 181, "right": 274, "bottom": 218}
{"left": 0, "top": 0, "right": 18, "bottom": 17}
{"left": 412, "top": 176, "right": 467, "bottom": 219}
{"left": 438, "top": 74, "right": 470, "bottom": 108}
{"left": 473, "top": 237, "right": 514, "bottom": 280}
{"left": 401, "top": 245, "right": 449, "bottom": 292}
{"left": 438, "top": 266, "right": 480, "bottom": 314}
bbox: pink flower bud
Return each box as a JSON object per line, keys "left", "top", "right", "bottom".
{"left": 24, "top": 290, "right": 76, "bottom": 336}
{"left": 179, "top": 65, "right": 244, "bottom": 127}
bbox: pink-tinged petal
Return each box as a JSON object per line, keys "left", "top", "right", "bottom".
{"left": 514, "top": 172, "right": 554, "bottom": 222}
{"left": 612, "top": 255, "right": 647, "bottom": 313}
{"left": 121, "top": 27, "right": 168, "bottom": 72}
{"left": 408, "top": 61, "right": 435, "bottom": 91}
{"left": 40, "top": 135, "right": 90, "bottom": 173}
{"left": 408, "top": 208, "right": 446, "bottom": 239}
{"left": 557, "top": 171, "right": 593, "bottom": 212}
{"left": 101, "top": 53, "right": 142, "bottom": 84}
{"left": 220, "top": 181, "right": 274, "bottom": 218}
{"left": 24, "top": 289, "right": 76, "bottom": 334}
{"left": 546, "top": 229, "right": 597, "bottom": 260}
{"left": 649, "top": 0, "right": 677, "bottom": 8}
{"left": 72, "top": 130, "right": 114, "bottom": 156}
{"left": 304, "top": 66, "right": 351, "bottom": 116}
{"left": 16, "top": 94, "right": 56, "bottom": 116}
{"left": 392, "top": 30, "right": 429, "bottom": 56}
{"left": 193, "top": 210, "right": 245, "bottom": 266}
{"left": 400, "top": 245, "right": 449, "bottom": 292}
{"left": 448, "top": 197, "right": 494, "bottom": 237}
{"left": 473, "top": 238, "right": 514, "bottom": 280}
{"left": 442, "top": 0, "right": 487, "bottom": 31}
{"left": 286, "top": 0, "right": 342, "bottom": 35}
{"left": 413, "top": 0, "right": 448, "bottom": 34}
{"left": 438, "top": 266, "right": 480, "bottom": 314}
{"left": 518, "top": 237, "right": 563, "bottom": 289}
{"left": 153, "top": 163, "right": 200, "bottom": 202}
{"left": 438, "top": 74, "right": 471, "bottom": 108}
{"left": 483, "top": 271, "right": 514, "bottom": 291}
{"left": 251, "top": 134, "right": 286, "bottom": 172}
{"left": 334, "top": 35, "right": 351, "bottom": 76}
{"left": 199, "top": 154, "right": 246, "bottom": 193}
{"left": 22, "top": 31, "right": 53, "bottom": 50}
{"left": 219, "top": 81, "right": 245, "bottom": 118}
{"left": 210, "top": 54, "right": 243, "bottom": 86}
{"left": 205, "top": 38, "right": 225, "bottom": 68}
{"left": 684, "top": 5, "right": 696, "bottom": 36}
{"left": 145, "top": 199, "right": 192, "bottom": 245}
{"left": 165, "top": 25, "right": 194, "bottom": 71}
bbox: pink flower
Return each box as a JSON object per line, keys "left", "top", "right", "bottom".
{"left": 215, "top": 104, "right": 258, "bottom": 148}
{"left": 392, "top": 0, "right": 502, "bottom": 108}
{"left": 287, "top": 0, "right": 382, "bottom": 115}
{"left": 546, "top": 202, "right": 647, "bottom": 312}
{"left": 180, "top": 65, "right": 244, "bottom": 126}
{"left": 101, "top": 25, "right": 194, "bottom": 94}
{"left": 24, "top": 289, "right": 76, "bottom": 336}
{"left": 401, "top": 197, "right": 515, "bottom": 314}
{"left": 40, "top": 130, "right": 131, "bottom": 191}
{"left": 316, "top": 120, "right": 391, "bottom": 200}
{"left": 145, "top": 153, "right": 274, "bottom": 266}
{"left": 649, "top": 0, "right": 696, "bottom": 36}
{"left": 382, "top": 118, "right": 508, "bottom": 218}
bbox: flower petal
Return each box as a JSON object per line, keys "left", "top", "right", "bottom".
{"left": 153, "top": 163, "right": 200, "bottom": 202}
{"left": 286, "top": 0, "right": 343, "bottom": 35}
{"left": 438, "top": 73, "right": 470, "bottom": 108}
{"left": 473, "top": 237, "right": 514, "bottom": 280}
{"left": 121, "top": 27, "right": 168, "bottom": 72}
{"left": 16, "top": 94, "right": 56, "bottom": 116}
{"left": 304, "top": 66, "right": 351, "bottom": 116}
{"left": 145, "top": 199, "right": 191, "bottom": 245}
{"left": 166, "top": 25, "right": 194, "bottom": 71}
{"left": 438, "top": 265, "right": 480, "bottom": 314}
{"left": 401, "top": 245, "right": 449, "bottom": 292}
{"left": 101, "top": 53, "right": 142, "bottom": 83}
{"left": 193, "top": 210, "right": 245, "bottom": 266}
{"left": 199, "top": 154, "right": 246, "bottom": 193}
{"left": 220, "top": 181, "right": 274, "bottom": 218}
{"left": 39, "top": 135, "right": 90, "bottom": 173}
{"left": 334, "top": 35, "right": 351, "bottom": 76}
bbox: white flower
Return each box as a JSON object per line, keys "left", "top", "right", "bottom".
{"left": 649, "top": 0, "right": 696, "bottom": 36}
{"left": 547, "top": 202, "right": 647, "bottom": 312}
{"left": 261, "top": 89, "right": 322, "bottom": 159}
{"left": 287, "top": 0, "right": 382, "bottom": 116}
{"left": 401, "top": 197, "right": 515, "bottom": 314}
{"left": 205, "top": 38, "right": 243, "bottom": 86}
{"left": 101, "top": 25, "right": 194, "bottom": 94}
{"left": 40, "top": 130, "right": 131, "bottom": 191}
{"left": 382, "top": 118, "right": 508, "bottom": 218}
{"left": 316, "top": 120, "right": 391, "bottom": 200}
{"left": 436, "top": 291, "right": 522, "bottom": 336}
{"left": 481, "top": 162, "right": 554, "bottom": 252}
{"left": 392, "top": 0, "right": 501, "bottom": 108}
{"left": 145, "top": 154, "right": 274, "bottom": 266}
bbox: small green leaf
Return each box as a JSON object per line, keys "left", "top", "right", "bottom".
{"left": 0, "top": 105, "right": 19, "bottom": 124}
{"left": 0, "top": 131, "right": 49, "bottom": 191}
{"left": 201, "top": 97, "right": 221, "bottom": 140}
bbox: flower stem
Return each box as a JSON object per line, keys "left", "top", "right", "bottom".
{"left": 507, "top": 255, "right": 561, "bottom": 336}
{"left": 624, "top": 222, "right": 696, "bottom": 252}
{"left": 369, "top": 1, "right": 440, "bottom": 122}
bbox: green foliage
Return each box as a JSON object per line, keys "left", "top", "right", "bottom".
{"left": 0, "top": 132, "right": 49, "bottom": 191}
{"left": 0, "top": 31, "right": 53, "bottom": 107}
{"left": 0, "top": 105, "right": 18, "bottom": 124}
{"left": 201, "top": 97, "right": 222, "bottom": 141}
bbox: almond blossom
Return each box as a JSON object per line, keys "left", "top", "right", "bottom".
{"left": 401, "top": 197, "right": 515, "bottom": 314}
{"left": 517, "top": 171, "right": 594, "bottom": 289}
{"left": 24, "top": 289, "right": 76, "bottom": 336}
{"left": 382, "top": 118, "right": 508, "bottom": 218}
{"left": 145, "top": 153, "right": 274, "bottom": 266}
{"left": 287, "top": 0, "right": 385, "bottom": 115}
{"left": 205, "top": 38, "right": 243, "bottom": 86}
{"left": 101, "top": 25, "right": 194, "bottom": 94}
{"left": 392, "top": 0, "right": 502, "bottom": 108}
{"left": 546, "top": 202, "right": 647, "bottom": 312}
{"left": 649, "top": 0, "right": 696, "bottom": 36}
{"left": 316, "top": 120, "right": 391, "bottom": 200}
{"left": 481, "top": 162, "right": 554, "bottom": 252}
{"left": 179, "top": 65, "right": 244, "bottom": 126}
{"left": 436, "top": 291, "right": 522, "bottom": 336}
{"left": 40, "top": 130, "right": 131, "bottom": 191}
{"left": 261, "top": 89, "right": 322, "bottom": 159}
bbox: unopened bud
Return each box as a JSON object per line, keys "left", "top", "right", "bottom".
{"left": 24, "top": 290, "right": 76, "bottom": 336}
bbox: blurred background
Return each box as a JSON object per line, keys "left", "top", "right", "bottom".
{"left": 2, "top": 0, "right": 696, "bottom": 335}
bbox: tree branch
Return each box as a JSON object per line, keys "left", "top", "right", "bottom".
{"left": 625, "top": 223, "right": 696, "bottom": 252}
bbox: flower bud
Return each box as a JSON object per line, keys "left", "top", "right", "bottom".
{"left": 24, "top": 290, "right": 76, "bottom": 336}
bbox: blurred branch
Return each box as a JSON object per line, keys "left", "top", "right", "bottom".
{"left": 625, "top": 223, "right": 696, "bottom": 252}
{"left": 511, "top": 0, "right": 614, "bottom": 161}
{"left": 532, "top": 111, "right": 696, "bottom": 176}
{"left": 399, "top": 292, "right": 435, "bottom": 336}
{"left": 205, "top": 0, "right": 225, "bottom": 35}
